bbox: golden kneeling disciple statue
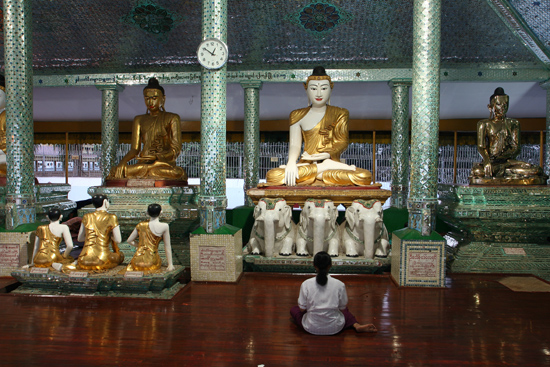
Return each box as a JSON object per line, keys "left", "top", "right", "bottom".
{"left": 470, "top": 87, "right": 548, "bottom": 185}
{"left": 125, "top": 203, "right": 175, "bottom": 274}
{"left": 264, "top": 66, "right": 371, "bottom": 187}
{"left": 107, "top": 77, "right": 187, "bottom": 182}
{"left": 28, "top": 209, "right": 74, "bottom": 268}
{"left": 59, "top": 195, "right": 124, "bottom": 272}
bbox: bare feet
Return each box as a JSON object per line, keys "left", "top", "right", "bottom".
{"left": 354, "top": 323, "right": 377, "bottom": 333}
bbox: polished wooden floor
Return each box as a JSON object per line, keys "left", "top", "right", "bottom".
{"left": 1, "top": 273, "right": 550, "bottom": 367}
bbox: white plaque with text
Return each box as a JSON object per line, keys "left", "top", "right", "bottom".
{"left": 125, "top": 271, "right": 144, "bottom": 278}
{"left": 408, "top": 252, "right": 438, "bottom": 278}
{"left": 30, "top": 267, "right": 49, "bottom": 274}
{"left": 199, "top": 246, "right": 226, "bottom": 272}
{"left": 0, "top": 244, "right": 20, "bottom": 267}
{"left": 69, "top": 271, "right": 88, "bottom": 278}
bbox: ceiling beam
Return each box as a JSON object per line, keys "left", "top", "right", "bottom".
{"left": 33, "top": 66, "right": 549, "bottom": 87}
{"left": 486, "top": 0, "right": 550, "bottom": 66}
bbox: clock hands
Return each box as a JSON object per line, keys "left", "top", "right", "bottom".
{"left": 203, "top": 47, "right": 215, "bottom": 56}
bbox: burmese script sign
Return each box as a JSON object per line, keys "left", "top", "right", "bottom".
{"left": 0, "top": 244, "right": 20, "bottom": 267}
{"left": 408, "top": 251, "right": 438, "bottom": 278}
{"left": 199, "top": 246, "right": 226, "bottom": 272}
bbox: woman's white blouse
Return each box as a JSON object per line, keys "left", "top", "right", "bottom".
{"left": 298, "top": 275, "right": 348, "bottom": 335}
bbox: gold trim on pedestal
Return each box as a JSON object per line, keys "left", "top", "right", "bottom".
{"left": 247, "top": 185, "right": 391, "bottom": 207}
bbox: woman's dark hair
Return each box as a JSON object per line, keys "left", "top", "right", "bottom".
{"left": 91, "top": 194, "right": 108, "bottom": 208}
{"left": 47, "top": 208, "right": 61, "bottom": 221}
{"left": 147, "top": 203, "right": 162, "bottom": 218}
{"left": 314, "top": 251, "right": 332, "bottom": 286}
{"left": 144, "top": 77, "right": 165, "bottom": 96}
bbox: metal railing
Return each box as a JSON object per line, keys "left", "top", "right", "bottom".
{"left": 33, "top": 142, "right": 543, "bottom": 184}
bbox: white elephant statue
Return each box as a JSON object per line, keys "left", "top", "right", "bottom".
{"left": 340, "top": 199, "right": 390, "bottom": 259}
{"left": 248, "top": 198, "right": 296, "bottom": 257}
{"left": 296, "top": 198, "right": 340, "bottom": 257}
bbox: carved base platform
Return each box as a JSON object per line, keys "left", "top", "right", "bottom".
{"left": 0, "top": 183, "right": 76, "bottom": 223}
{"left": 243, "top": 248, "right": 390, "bottom": 274}
{"left": 448, "top": 241, "right": 550, "bottom": 282}
{"left": 10, "top": 265, "right": 186, "bottom": 298}
{"left": 438, "top": 184, "right": 550, "bottom": 243}
{"left": 469, "top": 176, "right": 548, "bottom": 186}
{"left": 80, "top": 185, "right": 200, "bottom": 266}
{"left": 105, "top": 178, "right": 189, "bottom": 188}
{"left": 247, "top": 184, "right": 391, "bottom": 207}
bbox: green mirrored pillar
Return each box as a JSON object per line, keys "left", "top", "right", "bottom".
{"left": 540, "top": 81, "right": 550, "bottom": 178}
{"left": 408, "top": 0, "right": 441, "bottom": 236}
{"left": 241, "top": 81, "right": 262, "bottom": 207}
{"left": 199, "top": 0, "right": 228, "bottom": 232}
{"left": 389, "top": 79, "right": 412, "bottom": 209}
{"left": 4, "top": 0, "right": 35, "bottom": 229}
{"left": 96, "top": 84, "right": 124, "bottom": 185}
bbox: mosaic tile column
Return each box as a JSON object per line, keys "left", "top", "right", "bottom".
{"left": 388, "top": 79, "right": 412, "bottom": 209}
{"left": 199, "top": 0, "right": 228, "bottom": 232}
{"left": 3, "top": 0, "right": 36, "bottom": 229}
{"left": 96, "top": 84, "right": 124, "bottom": 184}
{"left": 540, "top": 81, "right": 550, "bottom": 178}
{"left": 241, "top": 81, "right": 262, "bottom": 207}
{"left": 408, "top": 0, "right": 441, "bottom": 236}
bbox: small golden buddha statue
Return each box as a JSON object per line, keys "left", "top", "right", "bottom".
{"left": 60, "top": 194, "right": 124, "bottom": 272}
{"left": 263, "top": 67, "right": 371, "bottom": 187}
{"left": 125, "top": 203, "right": 175, "bottom": 274}
{"left": 107, "top": 77, "right": 187, "bottom": 182}
{"left": 470, "top": 87, "right": 548, "bottom": 185}
{"left": 27, "top": 208, "right": 74, "bottom": 268}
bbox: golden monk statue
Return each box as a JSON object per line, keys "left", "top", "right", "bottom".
{"left": 264, "top": 67, "right": 371, "bottom": 186}
{"left": 0, "top": 75, "right": 7, "bottom": 177}
{"left": 125, "top": 203, "right": 175, "bottom": 274}
{"left": 24, "top": 209, "right": 74, "bottom": 269}
{"left": 470, "top": 87, "right": 548, "bottom": 185}
{"left": 107, "top": 77, "right": 187, "bottom": 181}
{"left": 56, "top": 195, "right": 124, "bottom": 273}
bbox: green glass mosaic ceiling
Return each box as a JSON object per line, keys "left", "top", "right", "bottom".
{"left": 0, "top": 0, "right": 546, "bottom": 75}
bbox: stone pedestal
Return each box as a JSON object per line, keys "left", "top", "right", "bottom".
{"left": 438, "top": 184, "right": 550, "bottom": 243}
{"left": 248, "top": 185, "right": 391, "bottom": 207}
{"left": 80, "top": 185, "right": 200, "bottom": 266}
{"left": 0, "top": 232, "right": 31, "bottom": 276}
{"left": 391, "top": 228, "right": 446, "bottom": 287}
{"left": 0, "top": 183, "right": 76, "bottom": 225}
{"left": 190, "top": 226, "right": 242, "bottom": 282}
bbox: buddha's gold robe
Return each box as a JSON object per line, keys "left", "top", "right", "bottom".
{"left": 266, "top": 105, "right": 371, "bottom": 186}
{"left": 33, "top": 225, "right": 73, "bottom": 267}
{"left": 107, "top": 111, "right": 186, "bottom": 180}
{"left": 126, "top": 221, "right": 163, "bottom": 274}
{"left": 77, "top": 211, "right": 124, "bottom": 271}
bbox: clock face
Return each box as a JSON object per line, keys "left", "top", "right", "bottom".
{"left": 197, "top": 38, "right": 228, "bottom": 70}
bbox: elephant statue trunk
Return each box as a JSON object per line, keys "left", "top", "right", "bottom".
{"left": 296, "top": 198, "right": 340, "bottom": 257}
{"left": 341, "top": 199, "right": 390, "bottom": 259}
{"left": 248, "top": 198, "right": 296, "bottom": 257}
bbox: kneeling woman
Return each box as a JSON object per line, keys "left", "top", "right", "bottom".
{"left": 290, "top": 251, "right": 377, "bottom": 335}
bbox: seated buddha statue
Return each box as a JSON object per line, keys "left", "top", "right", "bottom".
{"left": 125, "top": 203, "right": 175, "bottom": 274}
{"left": 27, "top": 208, "right": 74, "bottom": 268}
{"left": 107, "top": 77, "right": 187, "bottom": 182}
{"left": 470, "top": 87, "right": 548, "bottom": 185}
{"left": 264, "top": 67, "right": 371, "bottom": 186}
{"left": 56, "top": 194, "right": 124, "bottom": 273}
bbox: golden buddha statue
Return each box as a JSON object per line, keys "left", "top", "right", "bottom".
{"left": 107, "top": 78, "right": 187, "bottom": 182}
{"left": 0, "top": 75, "right": 7, "bottom": 177}
{"left": 27, "top": 209, "right": 74, "bottom": 268}
{"left": 125, "top": 203, "right": 175, "bottom": 274}
{"left": 264, "top": 67, "right": 371, "bottom": 186}
{"left": 470, "top": 87, "right": 548, "bottom": 185}
{"left": 61, "top": 194, "right": 124, "bottom": 272}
